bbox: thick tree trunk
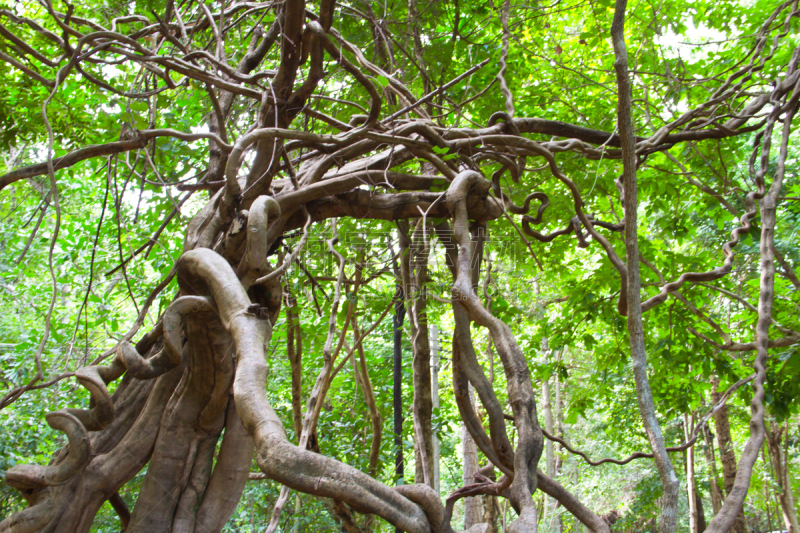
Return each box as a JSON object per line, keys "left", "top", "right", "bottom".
{"left": 711, "top": 379, "right": 747, "bottom": 533}
{"left": 128, "top": 313, "right": 235, "bottom": 533}
{"left": 52, "top": 371, "right": 173, "bottom": 533}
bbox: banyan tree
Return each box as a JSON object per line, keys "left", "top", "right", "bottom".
{"left": 0, "top": 0, "right": 798, "bottom": 531}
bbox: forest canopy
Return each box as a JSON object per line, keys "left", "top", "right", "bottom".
{"left": 0, "top": 0, "right": 798, "bottom": 532}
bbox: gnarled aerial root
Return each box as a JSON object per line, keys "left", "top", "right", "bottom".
{"left": 176, "top": 247, "right": 434, "bottom": 533}
{"left": 0, "top": 492, "right": 54, "bottom": 533}
{"left": 1, "top": 290, "right": 214, "bottom": 531}
{"left": 178, "top": 209, "right": 507, "bottom": 532}
{"left": 443, "top": 171, "right": 535, "bottom": 531}
{"left": 446, "top": 170, "right": 541, "bottom": 531}
{"left": 701, "top": 46, "right": 800, "bottom": 533}
{"left": 1, "top": 412, "right": 86, "bottom": 533}
{"left": 4, "top": 183, "right": 609, "bottom": 533}
{"left": 4, "top": 190, "right": 460, "bottom": 533}
{"left": 444, "top": 169, "right": 615, "bottom": 533}
{"left": 5, "top": 412, "right": 89, "bottom": 492}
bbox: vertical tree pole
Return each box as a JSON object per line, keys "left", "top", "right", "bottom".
{"left": 554, "top": 367, "right": 565, "bottom": 533}
{"left": 701, "top": 421, "right": 724, "bottom": 515}
{"left": 431, "top": 323, "right": 441, "bottom": 495}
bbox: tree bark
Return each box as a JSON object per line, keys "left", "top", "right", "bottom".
{"left": 462, "top": 383, "right": 483, "bottom": 529}
{"left": 48, "top": 371, "right": 173, "bottom": 533}
{"left": 393, "top": 265, "right": 406, "bottom": 487}
{"left": 353, "top": 315, "right": 383, "bottom": 479}
{"left": 542, "top": 377, "right": 558, "bottom": 532}
{"left": 128, "top": 312, "right": 235, "bottom": 533}
{"left": 553, "top": 371, "right": 564, "bottom": 533}
{"left": 684, "top": 413, "right": 699, "bottom": 533}
{"left": 711, "top": 378, "right": 747, "bottom": 533}
{"left": 482, "top": 493, "right": 500, "bottom": 533}
{"left": 611, "top": 2, "right": 681, "bottom": 531}
{"left": 286, "top": 291, "right": 304, "bottom": 440}
{"left": 696, "top": 489, "right": 707, "bottom": 533}
{"left": 765, "top": 421, "right": 800, "bottom": 533}
{"left": 431, "top": 323, "right": 441, "bottom": 495}
{"left": 702, "top": 422, "right": 724, "bottom": 515}
{"left": 400, "top": 221, "right": 434, "bottom": 487}
{"left": 194, "top": 399, "right": 255, "bottom": 533}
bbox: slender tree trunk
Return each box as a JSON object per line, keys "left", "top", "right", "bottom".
{"left": 553, "top": 370, "right": 564, "bottom": 533}
{"left": 711, "top": 379, "right": 747, "bottom": 533}
{"left": 763, "top": 440, "right": 776, "bottom": 533}
{"left": 286, "top": 291, "right": 303, "bottom": 440}
{"left": 400, "top": 221, "right": 434, "bottom": 487}
{"left": 483, "top": 493, "right": 500, "bottom": 533}
{"left": 353, "top": 316, "right": 383, "bottom": 479}
{"left": 390, "top": 231, "right": 408, "bottom": 533}
{"left": 393, "top": 286, "right": 405, "bottom": 490}
{"left": 765, "top": 421, "right": 800, "bottom": 533}
{"left": 462, "top": 383, "right": 482, "bottom": 529}
{"left": 431, "top": 323, "right": 441, "bottom": 495}
{"left": 249, "top": 493, "right": 255, "bottom": 530}
{"left": 702, "top": 422, "right": 724, "bottom": 514}
{"left": 611, "top": 2, "right": 680, "bottom": 531}
{"left": 194, "top": 400, "right": 254, "bottom": 533}
{"left": 684, "top": 413, "right": 698, "bottom": 533}
{"left": 696, "top": 490, "right": 707, "bottom": 533}
{"left": 558, "top": 359, "right": 578, "bottom": 533}
{"left": 542, "top": 377, "right": 556, "bottom": 530}
{"left": 294, "top": 494, "right": 302, "bottom": 532}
